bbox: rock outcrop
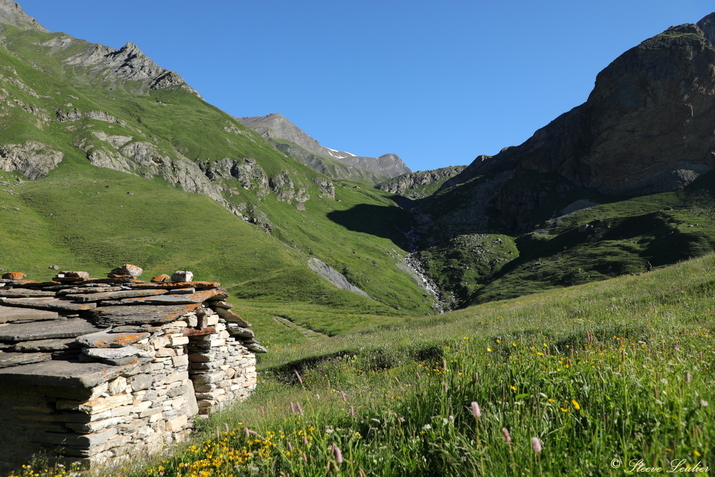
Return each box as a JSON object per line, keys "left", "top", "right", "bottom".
{"left": 0, "top": 0, "right": 47, "bottom": 32}
{"left": 377, "top": 166, "right": 467, "bottom": 199}
{"left": 307, "top": 258, "right": 371, "bottom": 299}
{"left": 0, "top": 141, "right": 63, "bottom": 179}
{"left": 64, "top": 41, "right": 199, "bottom": 95}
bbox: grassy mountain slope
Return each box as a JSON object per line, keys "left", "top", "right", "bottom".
{"left": 37, "top": 251, "right": 711, "bottom": 477}
{"left": 0, "top": 21, "right": 435, "bottom": 324}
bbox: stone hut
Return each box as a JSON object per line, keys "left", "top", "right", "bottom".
{"left": 0, "top": 265, "right": 266, "bottom": 472}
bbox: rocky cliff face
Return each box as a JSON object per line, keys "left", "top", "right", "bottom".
{"left": 237, "top": 113, "right": 411, "bottom": 182}
{"left": 0, "top": 0, "right": 46, "bottom": 32}
{"left": 376, "top": 166, "right": 467, "bottom": 199}
{"left": 442, "top": 16, "right": 715, "bottom": 230}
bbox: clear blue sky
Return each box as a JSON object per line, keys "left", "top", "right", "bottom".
{"left": 18, "top": 0, "right": 715, "bottom": 172}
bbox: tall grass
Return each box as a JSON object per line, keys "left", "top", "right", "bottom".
{"left": 36, "top": 254, "right": 705, "bottom": 477}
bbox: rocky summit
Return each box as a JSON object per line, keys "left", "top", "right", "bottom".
{"left": 237, "top": 113, "right": 411, "bottom": 183}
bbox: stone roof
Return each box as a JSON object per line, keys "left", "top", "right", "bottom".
{"left": 0, "top": 265, "right": 266, "bottom": 375}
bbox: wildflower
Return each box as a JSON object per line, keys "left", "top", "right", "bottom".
{"left": 470, "top": 401, "right": 481, "bottom": 418}
{"left": 501, "top": 427, "right": 511, "bottom": 444}
{"left": 422, "top": 424, "right": 432, "bottom": 430}
{"left": 449, "top": 415, "right": 455, "bottom": 424}
{"left": 349, "top": 405, "right": 355, "bottom": 418}
{"left": 341, "top": 391, "right": 347, "bottom": 402}
{"left": 510, "top": 385, "right": 517, "bottom": 391}
{"left": 302, "top": 453, "right": 308, "bottom": 462}
{"left": 487, "top": 348, "right": 493, "bottom": 352}
{"left": 686, "top": 370, "right": 692, "bottom": 383}
{"left": 531, "top": 437, "right": 542, "bottom": 453}
{"left": 694, "top": 450, "right": 702, "bottom": 457}
{"left": 571, "top": 399, "right": 581, "bottom": 411}
{"left": 296, "top": 402, "right": 304, "bottom": 414}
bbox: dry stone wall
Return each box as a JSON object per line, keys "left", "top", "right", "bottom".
{"left": 0, "top": 265, "right": 265, "bottom": 472}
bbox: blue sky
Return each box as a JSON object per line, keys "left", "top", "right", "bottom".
{"left": 19, "top": 0, "right": 715, "bottom": 172}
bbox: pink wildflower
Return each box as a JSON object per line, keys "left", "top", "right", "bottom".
{"left": 501, "top": 427, "right": 511, "bottom": 444}
{"left": 470, "top": 401, "right": 481, "bottom": 418}
{"left": 531, "top": 437, "right": 542, "bottom": 453}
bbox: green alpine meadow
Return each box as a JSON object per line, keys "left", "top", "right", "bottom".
{"left": 2, "top": 2, "right": 715, "bottom": 476}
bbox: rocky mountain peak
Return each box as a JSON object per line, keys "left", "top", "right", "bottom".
{"left": 64, "top": 40, "right": 198, "bottom": 95}
{"left": 697, "top": 12, "right": 715, "bottom": 46}
{"left": 236, "top": 113, "right": 412, "bottom": 179}
{"left": 0, "top": 0, "right": 47, "bottom": 32}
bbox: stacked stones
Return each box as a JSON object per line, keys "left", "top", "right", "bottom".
{"left": 0, "top": 265, "right": 265, "bottom": 472}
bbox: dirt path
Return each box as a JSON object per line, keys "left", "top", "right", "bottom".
{"left": 272, "top": 315, "right": 328, "bottom": 341}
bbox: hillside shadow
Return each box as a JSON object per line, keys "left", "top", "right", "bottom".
{"left": 327, "top": 201, "right": 412, "bottom": 249}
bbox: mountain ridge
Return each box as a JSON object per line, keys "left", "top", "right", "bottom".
{"left": 236, "top": 113, "right": 411, "bottom": 183}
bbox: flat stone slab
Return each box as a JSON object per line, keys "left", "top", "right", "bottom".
{"left": 0, "top": 351, "right": 52, "bottom": 368}
{"left": 0, "top": 360, "right": 127, "bottom": 398}
{"left": 216, "top": 307, "right": 252, "bottom": 327}
{"left": 132, "top": 281, "right": 223, "bottom": 291}
{"left": 0, "top": 289, "right": 57, "bottom": 298}
{"left": 64, "top": 289, "right": 168, "bottom": 303}
{"left": 56, "top": 286, "right": 122, "bottom": 295}
{"left": 0, "top": 297, "right": 97, "bottom": 312}
{"left": 76, "top": 330, "right": 150, "bottom": 348}
{"left": 0, "top": 305, "right": 59, "bottom": 324}
{"left": 13, "top": 338, "right": 83, "bottom": 352}
{"left": 88, "top": 303, "right": 201, "bottom": 327}
{"left": 0, "top": 318, "right": 102, "bottom": 342}
{"left": 98, "top": 288, "right": 223, "bottom": 306}
{"left": 82, "top": 346, "right": 149, "bottom": 360}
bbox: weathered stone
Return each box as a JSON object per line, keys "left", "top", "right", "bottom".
{"left": 57, "top": 393, "right": 133, "bottom": 414}
{"left": 150, "top": 274, "right": 170, "bottom": 283}
{"left": 76, "top": 330, "right": 151, "bottom": 348}
{"left": 53, "top": 271, "right": 90, "bottom": 282}
{"left": 0, "top": 351, "right": 52, "bottom": 368}
{"left": 0, "top": 305, "right": 59, "bottom": 324}
{"left": 108, "top": 264, "right": 143, "bottom": 279}
{"left": 82, "top": 346, "right": 149, "bottom": 360}
{"left": 65, "top": 289, "right": 168, "bottom": 303}
{"left": 88, "top": 303, "right": 201, "bottom": 327}
{"left": 227, "top": 325, "right": 254, "bottom": 339}
{"left": 214, "top": 307, "right": 251, "bottom": 327}
{"left": 245, "top": 343, "right": 268, "bottom": 353}
{"left": 128, "top": 374, "right": 154, "bottom": 391}
{"left": 13, "top": 338, "right": 83, "bottom": 352}
{"left": 0, "top": 297, "right": 97, "bottom": 312}
{"left": 0, "top": 288, "right": 56, "bottom": 298}
{"left": 171, "top": 271, "right": 193, "bottom": 282}
{"left": 0, "top": 318, "right": 101, "bottom": 342}
{"left": 97, "top": 289, "right": 223, "bottom": 306}
{"left": 1, "top": 272, "right": 26, "bottom": 280}
{"left": 0, "top": 360, "right": 125, "bottom": 398}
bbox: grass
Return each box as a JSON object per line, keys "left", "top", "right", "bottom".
{"left": 11, "top": 253, "right": 712, "bottom": 476}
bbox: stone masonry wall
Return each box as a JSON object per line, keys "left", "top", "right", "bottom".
{"left": 0, "top": 266, "right": 264, "bottom": 473}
